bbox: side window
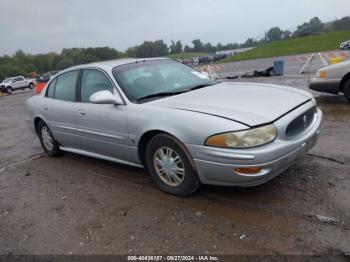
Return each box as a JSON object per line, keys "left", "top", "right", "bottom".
{"left": 80, "top": 69, "right": 114, "bottom": 103}
{"left": 46, "top": 78, "right": 57, "bottom": 98}
{"left": 54, "top": 71, "right": 79, "bottom": 102}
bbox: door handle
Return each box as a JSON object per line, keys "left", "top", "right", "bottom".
{"left": 42, "top": 105, "right": 48, "bottom": 110}
{"left": 78, "top": 110, "right": 85, "bottom": 116}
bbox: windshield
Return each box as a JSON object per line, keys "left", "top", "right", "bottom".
{"left": 112, "top": 59, "right": 215, "bottom": 102}
{"left": 2, "top": 78, "right": 12, "bottom": 83}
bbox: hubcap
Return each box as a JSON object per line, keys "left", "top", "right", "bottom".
{"left": 41, "top": 126, "right": 54, "bottom": 150}
{"left": 153, "top": 147, "right": 185, "bottom": 187}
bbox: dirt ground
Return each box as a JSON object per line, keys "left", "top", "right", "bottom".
{"left": 0, "top": 58, "right": 349, "bottom": 257}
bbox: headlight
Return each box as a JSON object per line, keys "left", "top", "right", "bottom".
{"left": 205, "top": 124, "right": 277, "bottom": 148}
{"left": 316, "top": 71, "right": 326, "bottom": 78}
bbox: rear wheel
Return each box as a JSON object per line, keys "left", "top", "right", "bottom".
{"left": 145, "top": 134, "right": 201, "bottom": 196}
{"left": 344, "top": 79, "right": 350, "bottom": 103}
{"left": 5, "top": 86, "right": 13, "bottom": 94}
{"left": 37, "top": 121, "right": 61, "bottom": 157}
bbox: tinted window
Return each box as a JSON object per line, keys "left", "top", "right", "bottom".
{"left": 81, "top": 69, "right": 114, "bottom": 103}
{"left": 54, "top": 71, "right": 78, "bottom": 102}
{"left": 46, "top": 78, "right": 57, "bottom": 98}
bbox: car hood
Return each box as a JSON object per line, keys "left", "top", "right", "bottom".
{"left": 149, "top": 82, "right": 312, "bottom": 127}
{"left": 317, "top": 59, "right": 350, "bottom": 72}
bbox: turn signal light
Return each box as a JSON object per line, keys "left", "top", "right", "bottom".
{"left": 317, "top": 71, "right": 326, "bottom": 78}
{"left": 234, "top": 167, "right": 262, "bottom": 175}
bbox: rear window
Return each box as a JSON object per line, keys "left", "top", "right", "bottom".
{"left": 46, "top": 78, "right": 57, "bottom": 98}
{"left": 53, "top": 71, "right": 79, "bottom": 102}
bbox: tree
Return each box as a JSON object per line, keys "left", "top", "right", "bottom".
{"left": 293, "top": 17, "right": 324, "bottom": 37}
{"left": 192, "top": 39, "right": 203, "bottom": 52}
{"left": 0, "top": 47, "right": 122, "bottom": 79}
{"left": 309, "top": 17, "right": 324, "bottom": 33}
{"left": 216, "top": 43, "right": 223, "bottom": 51}
{"left": 135, "top": 41, "right": 154, "bottom": 58}
{"left": 332, "top": 16, "right": 350, "bottom": 31}
{"left": 203, "top": 42, "right": 215, "bottom": 53}
{"left": 242, "top": 38, "right": 257, "bottom": 47}
{"left": 126, "top": 47, "right": 137, "bottom": 57}
{"left": 153, "top": 40, "right": 169, "bottom": 56}
{"left": 170, "top": 40, "right": 183, "bottom": 54}
{"left": 266, "top": 27, "right": 283, "bottom": 42}
{"left": 282, "top": 30, "right": 291, "bottom": 40}
{"left": 134, "top": 40, "right": 169, "bottom": 58}
{"left": 184, "top": 45, "right": 192, "bottom": 53}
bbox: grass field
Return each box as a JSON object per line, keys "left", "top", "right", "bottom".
{"left": 219, "top": 30, "right": 350, "bottom": 63}
{"left": 166, "top": 52, "right": 207, "bottom": 60}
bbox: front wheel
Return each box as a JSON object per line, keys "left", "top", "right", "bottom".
{"left": 29, "top": 83, "right": 34, "bottom": 89}
{"left": 5, "top": 87, "right": 13, "bottom": 94}
{"left": 145, "top": 134, "right": 201, "bottom": 196}
{"left": 38, "top": 121, "right": 62, "bottom": 157}
{"left": 344, "top": 79, "right": 350, "bottom": 103}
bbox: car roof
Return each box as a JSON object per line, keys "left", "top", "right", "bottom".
{"left": 60, "top": 57, "right": 170, "bottom": 73}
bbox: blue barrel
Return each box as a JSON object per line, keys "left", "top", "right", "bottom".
{"left": 273, "top": 60, "right": 284, "bottom": 76}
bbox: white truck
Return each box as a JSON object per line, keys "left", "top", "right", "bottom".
{"left": 0, "top": 76, "right": 35, "bottom": 94}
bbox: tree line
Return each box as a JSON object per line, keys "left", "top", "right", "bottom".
{"left": 0, "top": 16, "right": 349, "bottom": 80}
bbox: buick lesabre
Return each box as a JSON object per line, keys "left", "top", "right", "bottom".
{"left": 25, "top": 58, "right": 323, "bottom": 196}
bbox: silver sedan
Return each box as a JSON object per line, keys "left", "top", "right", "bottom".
{"left": 25, "top": 58, "right": 323, "bottom": 196}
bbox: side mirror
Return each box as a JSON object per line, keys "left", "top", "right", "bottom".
{"left": 89, "top": 90, "right": 123, "bottom": 105}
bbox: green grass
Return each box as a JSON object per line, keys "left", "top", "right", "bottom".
{"left": 219, "top": 30, "right": 350, "bottom": 63}
{"left": 166, "top": 52, "right": 207, "bottom": 60}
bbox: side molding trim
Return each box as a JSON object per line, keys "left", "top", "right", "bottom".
{"left": 60, "top": 146, "right": 144, "bottom": 168}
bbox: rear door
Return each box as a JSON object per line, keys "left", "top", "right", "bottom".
{"left": 17, "top": 77, "right": 27, "bottom": 88}
{"left": 41, "top": 70, "right": 81, "bottom": 148}
{"left": 75, "top": 68, "right": 130, "bottom": 161}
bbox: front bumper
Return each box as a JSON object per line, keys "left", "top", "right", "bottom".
{"left": 309, "top": 78, "right": 340, "bottom": 94}
{"left": 186, "top": 107, "right": 323, "bottom": 187}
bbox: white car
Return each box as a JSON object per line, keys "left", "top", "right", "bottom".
{"left": 309, "top": 60, "right": 350, "bottom": 102}
{"left": 0, "top": 76, "right": 35, "bottom": 94}
{"left": 340, "top": 40, "right": 350, "bottom": 50}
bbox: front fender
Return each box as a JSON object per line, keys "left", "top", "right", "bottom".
{"left": 127, "top": 103, "right": 248, "bottom": 147}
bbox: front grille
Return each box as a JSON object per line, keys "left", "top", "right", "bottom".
{"left": 286, "top": 107, "right": 316, "bottom": 138}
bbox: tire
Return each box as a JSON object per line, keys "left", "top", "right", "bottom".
{"left": 344, "top": 79, "right": 350, "bottom": 103}
{"left": 145, "top": 134, "right": 201, "bottom": 196}
{"left": 29, "top": 83, "right": 34, "bottom": 89}
{"left": 37, "top": 121, "right": 62, "bottom": 157}
{"left": 5, "top": 86, "right": 13, "bottom": 94}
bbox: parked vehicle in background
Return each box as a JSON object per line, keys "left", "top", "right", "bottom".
{"left": 25, "top": 58, "right": 322, "bottom": 196}
{"left": 198, "top": 56, "right": 212, "bottom": 64}
{"left": 35, "top": 71, "right": 59, "bottom": 93}
{"left": 0, "top": 76, "right": 35, "bottom": 94}
{"left": 340, "top": 40, "right": 350, "bottom": 50}
{"left": 309, "top": 60, "right": 350, "bottom": 102}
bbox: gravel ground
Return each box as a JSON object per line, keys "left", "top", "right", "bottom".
{"left": 0, "top": 57, "right": 349, "bottom": 257}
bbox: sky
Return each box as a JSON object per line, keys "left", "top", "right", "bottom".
{"left": 0, "top": 0, "right": 349, "bottom": 55}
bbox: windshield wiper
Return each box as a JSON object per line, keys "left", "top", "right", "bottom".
{"left": 135, "top": 82, "right": 217, "bottom": 102}
{"left": 188, "top": 82, "right": 216, "bottom": 91}
{"left": 136, "top": 91, "right": 187, "bottom": 102}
